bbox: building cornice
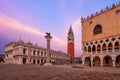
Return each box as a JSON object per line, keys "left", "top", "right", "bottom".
{"left": 81, "top": 2, "right": 120, "bottom": 23}
{"left": 6, "top": 41, "right": 67, "bottom": 54}
{"left": 83, "top": 33, "right": 120, "bottom": 43}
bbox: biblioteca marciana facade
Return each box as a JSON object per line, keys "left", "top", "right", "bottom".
{"left": 81, "top": 2, "right": 120, "bottom": 67}
{"left": 5, "top": 39, "right": 70, "bottom": 64}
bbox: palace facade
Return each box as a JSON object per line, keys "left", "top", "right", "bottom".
{"left": 5, "top": 40, "right": 70, "bottom": 64}
{"left": 81, "top": 2, "right": 120, "bottom": 67}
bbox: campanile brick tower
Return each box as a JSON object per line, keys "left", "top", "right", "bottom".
{"left": 67, "top": 25, "right": 74, "bottom": 63}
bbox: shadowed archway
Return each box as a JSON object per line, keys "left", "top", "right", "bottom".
{"left": 85, "top": 57, "right": 90, "bottom": 66}
{"left": 116, "top": 55, "right": 120, "bottom": 67}
{"left": 93, "top": 56, "right": 100, "bottom": 66}
{"left": 103, "top": 56, "right": 112, "bottom": 66}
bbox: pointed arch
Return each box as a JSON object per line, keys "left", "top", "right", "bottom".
{"left": 84, "top": 46, "right": 87, "bottom": 52}
{"left": 102, "top": 43, "right": 107, "bottom": 53}
{"left": 92, "top": 45, "right": 96, "bottom": 53}
{"left": 97, "top": 44, "right": 101, "bottom": 53}
{"left": 108, "top": 42, "right": 113, "bottom": 52}
{"left": 93, "top": 24, "right": 102, "bottom": 35}
{"left": 85, "top": 57, "right": 91, "bottom": 66}
{"left": 93, "top": 56, "right": 100, "bottom": 66}
{"left": 88, "top": 46, "right": 91, "bottom": 52}
{"left": 116, "top": 55, "right": 120, "bottom": 66}
{"left": 103, "top": 55, "right": 112, "bottom": 66}
{"left": 114, "top": 41, "right": 119, "bottom": 52}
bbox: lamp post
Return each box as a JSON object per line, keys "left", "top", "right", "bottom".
{"left": 44, "top": 32, "right": 52, "bottom": 66}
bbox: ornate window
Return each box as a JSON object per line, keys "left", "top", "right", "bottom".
{"left": 23, "top": 48, "right": 26, "bottom": 54}
{"left": 114, "top": 41, "right": 119, "bottom": 52}
{"left": 102, "top": 43, "right": 106, "bottom": 51}
{"left": 33, "top": 50, "right": 36, "bottom": 55}
{"left": 84, "top": 47, "right": 87, "bottom": 51}
{"left": 88, "top": 46, "right": 91, "bottom": 52}
{"left": 93, "top": 25, "right": 102, "bottom": 35}
{"left": 92, "top": 45, "right": 96, "bottom": 52}
{"left": 97, "top": 44, "right": 101, "bottom": 52}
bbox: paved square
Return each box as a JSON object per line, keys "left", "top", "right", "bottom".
{"left": 0, "top": 64, "right": 120, "bottom": 80}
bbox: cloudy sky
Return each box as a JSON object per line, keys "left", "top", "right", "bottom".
{"left": 0, "top": 0, "right": 119, "bottom": 56}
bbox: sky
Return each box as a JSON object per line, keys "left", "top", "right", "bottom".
{"left": 0, "top": 0, "right": 119, "bottom": 57}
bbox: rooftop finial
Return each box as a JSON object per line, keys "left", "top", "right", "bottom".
{"left": 119, "top": 1, "right": 120, "bottom": 5}
{"left": 29, "top": 39, "right": 31, "bottom": 43}
{"left": 35, "top": 43, "right": 38, "bottom": 46}
{"left": 19, "top": 36, "right": 23, "bottom": 42}
{"left": 27, "top": 39, "right": 32, "bottom": 45}
{"left": 81, "top": 1, "right": 120, "bottom": 22}
{"left": 68, "top": 24, "right": 73, "bottom": 34}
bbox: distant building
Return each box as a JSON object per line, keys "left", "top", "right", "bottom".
{"left": 67, "top": 25, "right": 75, "bottom": 63}
{"left": 5, "top": 40, "right": 70, "bottom": 64}
{"left": 81, "top": 2, "right": 120, "bottom": 67}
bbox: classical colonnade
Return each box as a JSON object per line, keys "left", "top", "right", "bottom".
{"left": 82, "top": 35, "right": 120, "bottom": 67}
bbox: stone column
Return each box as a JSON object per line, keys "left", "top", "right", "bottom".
{"left": 100, "top": 57, "right": 103, "bottom": 67}
{"left": 19, "top": 45, "right": 22, "bottom": 55}
{"left": 106, "top": 44, "right": 108, "bottom": 53}
{"left": 112, "top": 43, "right": 115, "bottom": 53}
{"left": 95, "top": 45, "right": 97, "bottom": 54}
{"left": 90, "top": 55, "right": 93, "bottom": 67}
{"left": 112, "top": 56, "right": 116, "bottom": 67}
{"left": 86, "top": 46, "right": 88, "bottom": 54}
{"left": 100, "top": 44, "right": 102, "bottom": 53}
{"left": 82, "top": 57, "right": 85, "bottom": 66}
{"left": 44, "top": 32, "right": 52, "bottom": 66}
{"left": 18, "top": 57, "right": 23, "bottom": 64}
{"left": 27, "top": 41, "right": 32, "bottom": 64}
{"left": 36, "top": 59, "right": 38, "bottom": 64}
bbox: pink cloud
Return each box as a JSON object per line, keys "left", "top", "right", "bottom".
{"left": 72, "top": 19, "right": 83, "bottom": 57}
{"left": 57, "top": 1, "right": 82, "bottom": 57}
{"left": 0, "top": 13, "right": 67, "bottom": 53}
{"left": 0, "top": 1, "right": 82, "bottom": 57}
{"left": 0, "top": 1, "right": 42, "bottom": 28}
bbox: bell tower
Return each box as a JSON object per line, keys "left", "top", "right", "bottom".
{"left": 67, "top": 25, "right": 74, "bottom": 63}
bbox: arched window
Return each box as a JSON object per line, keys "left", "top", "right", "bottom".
{"left": 84, "top": 46, "right": 87, "bottom": 52}
{"left": 93, "top": 25, "right": 102, "bottom": 35}
{"left": 92, "top": 45, "right": 96, "bottom": 52}
{"left": 114, "top": 41, "right": 119, "bottom": 52}
{"left": 102, "top": 43, "right": 106, "bottom": 53}
{"left": 108, "top": 42, "right": 113, "bottom": 50}
{"left": 88, "top": 46, "right": 91, "bottom": 52}
{"left": 108, "top": 42, "right": 113, "bottom": 53}
{"left": 97, "top": 44, "right": 101, "bottom": 53}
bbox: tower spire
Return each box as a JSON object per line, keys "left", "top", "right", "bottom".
{"left": 68, "top": 24, "right": 73, "bottom": 34}
{"left": 19, "top": 36, "right": 23, "bottom": 43}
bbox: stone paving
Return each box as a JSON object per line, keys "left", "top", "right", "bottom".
{"left": 0, "top": 64, "right": 120, "bottom": 80}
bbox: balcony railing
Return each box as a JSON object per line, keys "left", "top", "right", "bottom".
{"left": 115, "top": 49, "right": 119, "bottom": 52}
{"left": 108, "top": 50, "right": 112, "bottom": 53}
{"left": 83, "top": 49, "right": 120, "bottom": 54}
{"left": 98, "top": 51, "right": 101, "bottom": 53}
{"left": 102, "top": 50, "right": 106, "bottom": 53}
